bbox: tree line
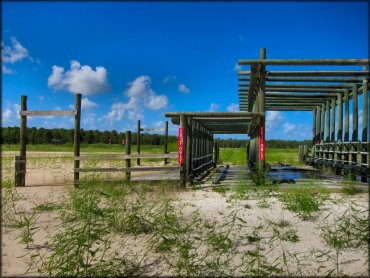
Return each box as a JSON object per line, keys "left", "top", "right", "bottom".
{"left": 1, "top": 126, "right": 311, "bottom": 148}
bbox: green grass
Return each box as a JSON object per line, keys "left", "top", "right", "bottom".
{"left": 1, "top": 142, "right": 178, "bottom": 153}
{"left": 219, "top": 147, "right": 299, "bottom": 165}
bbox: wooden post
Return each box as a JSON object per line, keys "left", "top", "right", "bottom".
{"left": 325, "top": 101, "right": 330, "bottom": 143}
{"left": 336, "top": 93, "right": 343, "bottom": 175}
{"left": 125, "top": 131, "right": 131, "bottom": 180}
{"left": 320, "top": 104, "right": 325, "bottom": 143}
{"left": 18, "top": 95, "right": 27, "bottom": 187}
{"left": 164, "top": 121, "right": 168, "bottom": 165}
{"left": 344, "top": 89, "right": 350, "bottom": 168}
{"left": 258, "top": 48, "right": 266, "bottom": 168}
{"left": 361, "top": 70, "right": 369, "bottom": 182}
{"left": 137, "top": 120, "right": 141, "bottom": 166}
{"left": 312, "top": 109, "right": 316, "bottom": 144}
{"left": 351, "top": 83, "right": 358, "bottom": 178}
{"left": 186, "top": 117, "right": 192, "bottom": 183}
{"left": 74, "top": 94, "right": 82, "bottom": 186}
{"left": 180, "top": 114, "right": 187, "bottom": 186}
{"left": 330, "top": 98, "right": 336, "bottom": 162}
{"left": 15, "top": 156, "right": 23, "bottom": 187}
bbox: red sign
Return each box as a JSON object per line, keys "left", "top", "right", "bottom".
{"left": 259, "top": 125, "right": 265, "bottom": 161}
{"left": 178, "top": 128, "right": 184, "bottom": 165}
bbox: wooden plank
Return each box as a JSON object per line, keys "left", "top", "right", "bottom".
{"left": 239, "top": 70, "right": 370, "bottom": 76}
{"left": 240, "top": 77, "right": 367, "bottom": 82}
{"left": 238, "top": 59, "right": 370, "bottom": 66}
{"left": 76, "top": 166, "right": 181, "bottom": 173}
{"left": 165, "top": 112, "right": 264, "bottom": 117}
{"left": 20, "top": 110, "right": 75, "bottom": 116}
{"left": 74, "top": 94, "right": 81, "bottom": 186}
{"left": 351, "top": 83, "right": 358, "bottom": 169}
{"left": 19, "top": 95, "right": 27, "bottom": 187}
{"left": 240, "top": 87, "right": 344, "bottom": 93}
{"left": 240, "top": 83, "right": 357, "bottom": 89}
{"left": 361, "top": 72, "right": 369, "bottom": 182}
{"left": 75, "top": 153, "right": 178, "bottom": 160}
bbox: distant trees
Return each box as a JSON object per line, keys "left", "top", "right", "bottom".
{"left": 1, "top": 126, "right": 311, "bottom": 148}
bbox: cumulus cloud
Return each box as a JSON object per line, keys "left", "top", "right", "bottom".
{"left": 227, "top": 103, "right": 239, "bottom": 112}
{"left": 82, "top": 98, "right": 98, "bottom": 110}
{"left": 48, "top": 60, "right": 111, "bottom": 95}
{"left": 1, "top": 37, "right": 33, "bottom": 74}
{"left": 178, "top": 84, "right": 190, "bottom": 94}
{"left": 2, "top": 104, "right": 20, "bottom": 124}
{"left": 100, "top": 75, "right": 168, "bottom": 126}
{"left": 283, "top": 122, "right": 296, "bottom": 135}
{"left": 266, "top": 111, "right": 283, "bottom": 131}
{"left": 163, "top": 75, "right": 176, "bottom": 84}
{"left": 208, "top": 103, "right": 219, "bottom": 112}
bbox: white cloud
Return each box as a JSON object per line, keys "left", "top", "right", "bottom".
{"left": 163, "top": 75, "right": 176, "bottom": 84}
{"left": 38, "top": 96, "right": 45, "bottom": 102}
{"left": 1, "top": 37, "right": 34, "bottom": 74}
{"left": 2, "top": 37, "right": 30, "bottom": 64}
{"left": 2, "top": 104, "right": 20, "bottom": 124}
{"left": 178, "top": 84, "right": 190, "bottom": 94}
{"left": 81, "top": 98, "right": 98, "bottom": 110}
{"left": 234, "top": 63, "right": 242, "bottom": 71}
{"left": 208, "top": 103, "right": 219, "bottom": 112}
{"left": 100, "top": 75, "right": 168, "bottom": 126}
{"left": 266, "top": 111, "right": 283, "bottom": 131}
{"left": 283, "top": 122, "right": 296, "bottom": 135}
{"left": 48, "top": 60, "right": 111, "bottom": 95}
{"left": 2, "top": 65, "right": 13, "bottom": 74}
{"left": 227, "top": 103, "right": 239, "bottom": 112}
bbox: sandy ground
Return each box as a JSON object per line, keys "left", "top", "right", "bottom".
{"left": 2, "top": 184, "right": 369, "bottom": 277}
{"left": 2, "top": 152, "right": 369, "bottom": 276}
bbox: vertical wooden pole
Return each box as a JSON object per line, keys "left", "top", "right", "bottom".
{"left": 18, "top": 95, "right": 27, "bottom": 187}
{"left": 344, "top": 89, "right": 350, "bottom": 167}
{"left": 312, "top": 109, "right": 316, "bottom": 145}
{"left": 320, "top": 104, "right": 325, "bottom": 144}
{"left": 361, "top": 70, "right": 369, "bottom": 182}
{"left": 125, "top": 131, "right": 131, "bottom": 181}
{"left": 15, "top": 156, "right": 22, "bottom": 187}
{"left": 180, "top": 114, "right": 187, "bottom": 186}
{"left": 137, "top": 120, "right": 141, "bottom": 166}
{"left": 258, "top": 48, "right": 266, "bottom": 168}
{"left": 330, "top": 98, "right": 336, "bottom": 142}
{"left": 336, "top": 93, "right": 343, "bottom": 175}
{"left": 325, "top": 101, "right": 330, "bottom": 143}
{"left": 351, "top": 83, "right": 358, "bottom": 171}
{"left": 164, "top": 121, "right": 169, "bottom": 165}
{"left": 186, "top": 117, "right": 192, "bottom": 183}
{"left": 74, "top": 94, "right": 82, "bottom": 186}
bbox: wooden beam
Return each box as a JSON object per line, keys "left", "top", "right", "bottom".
{"left": 239, "top": 59, "right": 370, "bottom": 66}
{"left": 125, "top": 131, "right": 131, "bottom": 180}
{"left": 137, "top": 120, "right": 141, "bottom": 166}
{"left": 18, "top": 95, "right": 27, "bottom": 187}
{"left": 20, "top": 110, "right": 75, "bottom": 116}
{"left": 239, "top": 70, "right": 370, "bottom": 76}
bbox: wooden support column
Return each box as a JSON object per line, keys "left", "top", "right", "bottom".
{"left": 336, "top": 93, "right": 343, "bottom": 175}
{"left": 164, "top": 121, "right": 168, "bottom": 165}
{"left": 180, "top": 114, "right": 187, "bottom": 186}
{"left": 258, "top": 48, "right": 266, "bottom": 168}
{"left": 74, "top": 94, "right": 82, "bottom": 186}
{"left": 17, "top": 95, "right": 27, "bottom": 187}
{"left": 312, "top": 109, "right": 316, "bottom": 145}
{"left": 325, "top": 101, "right": 330, "bottom": 143}
{"left": 361, "top": 71, "right": 369, "bottom": 182}
{"left": 330, "top": 98, "right": 336, "bottom": 162}
{"left": 320, "top": 104, "right": 325, "bottom": 144}
{"left": 137, "top": 120, "right": 141, "bottom": 166}
{"left": 125, "top": 131, "right": 131, "bottom": 181}
{"left": 186, "top": 117, "right": 192, "bottom": 183}
{"left": 344, "top": 89, "right": 350, "bottom": 166}
{"left": 351, "top": 83, "right": 358, "bottom": 171}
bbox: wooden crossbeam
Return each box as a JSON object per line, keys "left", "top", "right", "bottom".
{"left": 20, "top": 110, "right": 76, "bottom": 116}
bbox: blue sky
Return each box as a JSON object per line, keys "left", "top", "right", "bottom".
{"left": 2, "top": 1, "right": 368, "bottom": 140}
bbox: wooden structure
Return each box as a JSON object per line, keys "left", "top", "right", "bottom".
{"left": 15, "top": 94, "right": 81, "bottom": 187}
{"left": 136, "top": 120, "right": 169, "bottom": 166}
{"left": 165, "top": 112, "right": 263, "bottom": 186}
{"left": 16, "top": 94, "right": 178, "bottom": 186}
{"left": 238, "top": 49, "right": 369, "bottom": 182}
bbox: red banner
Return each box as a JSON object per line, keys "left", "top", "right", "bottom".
{"left": 178, "top": 127, "right": 184, "bottom": 165}
{"left": 259, "top": 125, "right": 265, "bottom": 161}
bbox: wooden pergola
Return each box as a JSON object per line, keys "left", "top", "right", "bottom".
{"left": 165, "top": 112, "right": 263, "bottom": 185}
{"left": 238, "top": 49, "right": 369, "bottom": 182}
